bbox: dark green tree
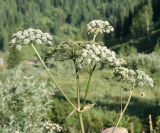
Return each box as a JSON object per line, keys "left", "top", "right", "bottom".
{"left": 131, "top": 1, "right": 153, "bottom": 37}
{"left": 7, "top": 45, "right": 22, "bottom": 68}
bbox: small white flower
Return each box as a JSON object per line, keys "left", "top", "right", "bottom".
{"left": 136, "top": 69, "right": 145, "bottom": 76}
{"left": 118, "top": 58, "right": 127, "bottom": 65}
{"left": 15, "top": 31, "right": 22, "bottom": 36}
{"left": 104, "top": 48, "right": 111, "bottom": 55}
{"left": 110, "top": 26, "right": 114, "bottom": 32}
{"left": 23, "top": 30, "right": 29, "bottom": 36}
{"left": 82, "top": 49, "right": 88, "bottom": 53}
{"left": 91, "top": 44, "right": 96, "bottom": 49}
{"left": 104, "top": 21, "right": 109, "bottom": 26}
{"left": 111, "top": 51, "right": 115, "bottom": 56}
{"left": 95, "top": 57, "right": 100, "bottom": 62}
{"left": 30, "top": 35, "right": 36, "bottom": 41}
{"left": 86, "top": 44, "right": 91, "bottom": 49}
{"left": 16, "top": 45, "right": 22, "bottom": 51}
{"left": 138, "top": 82, "right": 144, "bottom": 86}
{"left": 19, "top": 35, "right": 25, "bottom": 40}
{"left": 87, "top": 58, "right": 92, "bottom": 64}
{"left": 90, "top": 53, "right": 96, "bottom": 58}
{"left": 105, "top": 29, "right": 110, "bottom": 33}
{"left": 45, "top": 33, "right": 52, "bottom": 40}
{"left": 149, "top": 78, "right": 153, "bottom": 84}
{"left": 101, "top": 46, "right": 107, "bottom": 52}
{"left": 107, "top": 57, "right": 113, "bottom": 62}
{"left": 144, "top": 75, "right": 150, "bottom": 80}
{"left": 35, "top": 33, "right": 41, "bottom": 38}
{"left": 47, "top": 41, "right": 52, "bottom": 45}
{"left": 29, "top": 31, "right": 34, "bottom": 36}
{"left": 91, "top": 21, "right": 96, "bottom": 27}
{"left": 129, "top": 69, "right": 136, "bottom": 75}
{"left": 150, "top": 82, "right": 154, "bottom": 87}
{"left": 10, "top": 38, "right": 16, "bottom": 44}
{"left": 24, "top": 39, "right": 30, "bottom": 44}
{"left": 137, "top": 75, "right": 143, "bottom": 80}
{"left": 42, "top": 36, "right": 47, "bottom": 42}
{"left": 82, "top": 52, "right": 87, "bottom": 57}
{"left": 114, "top": 60, "right": 120, "bottom": 66}
{"left": 35, "top": 39, "right": 42, "bottom": 44}
{"left": 122, "top": 67, "right": 127, "bottom": 72}
{"left": 88, "top": 49, "right": 93, "bottom": 54}
{"left": 94, "top": 48, "right": 100, "bottom": 55}
{"left": 101, "top": 52, "right": 106, "bottom": 58}
{"left": 97, "top": 45, "right": 102, "bottom": 50}
{"left": 78, "top": 64, "right": 82, "bottom": 69}
{"left": 129, "top": 78, "right": 136, "bottom": 83}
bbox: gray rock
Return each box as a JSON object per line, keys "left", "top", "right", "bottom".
{"left": 102, "top": 127, "right": 128, "bottom": 133}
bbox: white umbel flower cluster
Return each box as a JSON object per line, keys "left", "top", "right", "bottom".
{"left": 43, "top": 122, "right": 63, "bottom": 132}
{"left": 87, "top": 20, "right": 114, "bottom": 34}
{"left": 79, "top": 44, "right": 126, "bottom": 67}
{"left": 114, "top": 67, "right": 153, "bottom": 87}
{"left": 10, "top": 28, "right": 52, "bottom": 47}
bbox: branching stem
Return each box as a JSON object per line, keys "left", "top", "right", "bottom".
{"left": 83, "top": 65, "right": 96, "bottom": 106}
{"left": 73, "top": 59, "right": 85, "bottom": 133}
{"left": 112, "top": 90, "right": 133, "bottom": 133}
{"left": 93, "top": 32, "right": 99, "bottom": 42}
{"left": 31, "top": 44, "right": 76, "bottom": 109}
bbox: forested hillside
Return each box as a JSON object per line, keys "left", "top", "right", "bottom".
{"left": 0, "top": 0, "right": 160, "bottom": 51}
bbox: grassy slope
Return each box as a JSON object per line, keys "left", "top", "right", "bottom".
{"left": 39, "top": 61, "right": 160, "bottom": 132}
{"left": 1, "top": 49, "right": 160, "bottom": 132}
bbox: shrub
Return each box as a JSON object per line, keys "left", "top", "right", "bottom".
{"left": 7, "top": 45, "right": 22, "bottom": 69}
{"left": 126, "top": 52, "right": 160, "bottom": 73}
{"left": 0, "top": 68, "right": 54, "bottom": 133}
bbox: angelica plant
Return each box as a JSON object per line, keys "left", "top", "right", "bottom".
{"left": 9, "top": 20, "right": 153, "bottom": 133}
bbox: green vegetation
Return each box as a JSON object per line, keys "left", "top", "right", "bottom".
{"left": 0, "top": 0, "right": 160, "bottom": 51}
{"left": 0, "top": 0, "right": 160, "bottom": 133}
{"left": 1, "top": 56, "right": 160, "bottom": 132}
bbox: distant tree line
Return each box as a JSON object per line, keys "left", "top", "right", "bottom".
{"left": 0, "top": 0, "right": 160, "bottom": 51}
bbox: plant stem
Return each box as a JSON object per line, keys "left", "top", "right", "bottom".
{"left": 73, "top": 59, "right": 85, "bottom": 133}
{"left": 93, "top": 32, "right": 99, "bottom": 42}
{"left": 112, "top": 91, "right": 133, "bottom": 133}
{"left": 78, "top": 113, "right": 85, "bottom": 133}
{"left": 75, "top": 65, "right": 80, "bottom": 111}
{"left": 31, "top": 44, "right": 76, "bottom": 109}
{"left": 83, "top": 31, "right": 98, "bottom": 105}
{"left": 83, "top": 65, "right": 96, "bottom": 106}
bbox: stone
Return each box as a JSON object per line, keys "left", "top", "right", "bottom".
{"left": 102, "top": 127, "right": 128, "bottom": 133}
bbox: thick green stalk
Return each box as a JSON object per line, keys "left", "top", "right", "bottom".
{"left": 31, "top": 44, "right": 76, "bottom": 109}
{"left": 74, "top": 60, "right": 85, "bottom": 133}
{"left": 78, "top": 113, "right": 85, "bottom": 133}
{"left": 112, "top": 91, "right": 133, "bottom": 133}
